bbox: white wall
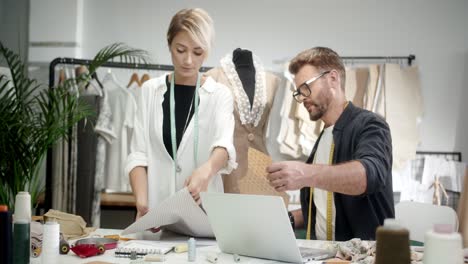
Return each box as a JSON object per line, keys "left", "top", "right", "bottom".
{"left": 36, "top": 0, "right": 468, "bottom": 161}
{"left": 29, "top": 0, "right": 83, "bottom": 61}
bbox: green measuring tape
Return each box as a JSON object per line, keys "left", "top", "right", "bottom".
{"left": 169, "top": 73, "right": 200, "bottom": 191}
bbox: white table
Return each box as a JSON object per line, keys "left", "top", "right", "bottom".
{"left": 30, "top": 229, "right": 335, "bottom": 264}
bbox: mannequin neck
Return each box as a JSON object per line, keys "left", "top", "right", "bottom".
{"left": 232, "top": 48, "right": 255, "bottom": 107}
{"left": 232, "top": 48, "right": 254, "bottom": 68}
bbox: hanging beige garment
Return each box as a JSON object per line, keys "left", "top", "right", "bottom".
{"left": 372, "top": 64, "right": 386, "bottom": 118}
{"left": 238, "top": 147, "right": 290, "bottom": 206}
{"left": 457, "top": 168, "right": 468, "bottom": 247}
{"left": 295, "top": 97, "right": 321, "bottom": 156}
{"left": 279, "top": 93, "right": 302, "bottom": 158}
{"left": 385, "top": 64, "right": 423, "bottom": 169}
{"left": 365, "top": 64, "right": 380, "bottom": 111}
{"left": 345, "top": 67, "right": 358, "bottom": 103}
{"left": 353, "top": 67, "right": 370, "bottom": 108}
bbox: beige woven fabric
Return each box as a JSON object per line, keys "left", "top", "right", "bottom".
{"left": 238, "top": 147, "right": 290, "bottom": 207}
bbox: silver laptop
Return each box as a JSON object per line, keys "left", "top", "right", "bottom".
{"left": 200, "top": 192, "right": 335, "bottom": 263}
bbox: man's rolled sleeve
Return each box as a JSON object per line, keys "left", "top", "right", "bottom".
{"left": 354, "top": 116, "right": 392, "bottom": 195}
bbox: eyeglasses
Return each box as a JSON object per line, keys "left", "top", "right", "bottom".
{"left": 292, "top": 70, "right": 331, "bottom": 102}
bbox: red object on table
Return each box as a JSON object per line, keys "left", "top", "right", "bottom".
{"left": 70, "top": 237, "right": 117, "bottom": 258}
{"left": 70, "top": 244, "right": 104, "bottom": 258}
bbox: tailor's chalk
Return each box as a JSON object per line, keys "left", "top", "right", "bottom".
{"left": 206, "top": 253, "right": 218, "bottom": 263}
{"left": 233, "top": 253, "right": 241, "bottom": 262}
{"left": 144, "top": 254, "right": 166, "bottom": 262}
{"left": 174, "top": 243, "right": 188, "bottom": 253}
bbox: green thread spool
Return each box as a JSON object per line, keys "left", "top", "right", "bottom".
{"left": 13, "top": 220, "right": 30, "bottom": 264}
{"left": 375, "top": 219, "right": 411, "bottom": 264}
{"left": 13, "top": 191, "right": 31, "bottom": 264}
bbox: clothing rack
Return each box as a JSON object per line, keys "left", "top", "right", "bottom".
{"left": 341, "top": 55, "right": 416, "bottom": 66}
{"left": 415, "top": 151, "right": 462, "bottom": 162}
{"left": 45, "top": 57, "right": 212, "bottom": 212}
{"left": 48, "top": 57, "right": 213, "bottom": 88}
{"left": 273, "top": 55, "right": 416, "bottom": 66}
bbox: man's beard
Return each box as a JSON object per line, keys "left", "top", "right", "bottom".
{"left": 308, "top": 88, "right": 331, "bottom": 121}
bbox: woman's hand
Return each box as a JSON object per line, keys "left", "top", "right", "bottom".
{"left": 184, "top": 163, "right": 213, "bottom": 204}
{"left": 135, "top": 201, "right": 149, "bottom": 220}
{"left": 135, "top": 201, "right": 161, "bottom": 232}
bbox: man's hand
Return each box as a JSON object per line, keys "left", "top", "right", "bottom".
{"left": 266, "top": 161, "right": 313, "bottom": 191}
{"left": 185, "top": 163, "right": 212, "bottom": 204}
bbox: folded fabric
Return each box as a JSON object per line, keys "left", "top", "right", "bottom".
{"left": 44, "top": 209, "right": 96, "bottom": 240}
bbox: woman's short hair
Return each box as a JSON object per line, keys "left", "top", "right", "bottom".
{"left": 167, "top": 8, "right": 214, "bottom": 53}
{"left": 289, "top": 47, "right": 346, "bottom": 91}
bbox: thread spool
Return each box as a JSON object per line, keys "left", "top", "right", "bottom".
{"left": 13, "top": 192, "right": 31, "bottom": 264}
{"left": 375, "top": 219, "right": 410, "bottom": 264}
{"left": 233, "top": 253, "right": 241, "bottom": 262}
{"left": 188, "top": 237, "right": 196, "bottom": 262}
{"left": 423, "top": 224, "right": 463, "bottom": 264}
{"left": 0, "top": 205, "right": 12, "bottom": 264}
{"left": 42, "top": 221, "right": 60, "bottom": 264}
{"left": 13, "top": 192, "right": 31, "bottom": 222}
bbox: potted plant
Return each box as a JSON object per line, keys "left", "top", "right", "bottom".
{"left": 0, "top": 42, "right": 149, "bottom": 210}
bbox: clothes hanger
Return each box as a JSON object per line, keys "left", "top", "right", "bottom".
{"left": 127, "top": 72, "right": 141, "bottom": 88}
{"left": 58, "top": 67, "right": 66, "bottom": 85}
{"left": 76, "top": 65, "right": 103, "bottom": 97}
{"left": 64, "top": 64, "right": 80, "bottom": 97}
{"left": 140, "top": 73, "right": 150, "bottom": 86}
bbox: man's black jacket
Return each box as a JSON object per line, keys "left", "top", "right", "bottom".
{"left": 300, "top": 102, "right": 394, "bottom": 241}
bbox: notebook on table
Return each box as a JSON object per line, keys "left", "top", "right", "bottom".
{"left": 114, "top": 240, "right": 174, "bottom": 258}
{"left": 200, "top": 192, "right": 336, "bottom": 263}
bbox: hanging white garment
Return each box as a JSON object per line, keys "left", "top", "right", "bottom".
{"left": 128, "top": 82, "right": 141, "bottom": 103}
{"left": 96, "top": 73, "right": 137, "bottom": 192}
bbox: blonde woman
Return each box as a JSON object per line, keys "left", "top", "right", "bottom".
{"left": 126, "top": 8, "right": 236, "bottom": 220}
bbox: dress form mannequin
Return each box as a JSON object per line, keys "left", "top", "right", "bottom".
{"left": 232, "top": 48, "right": 255, "bottom": 107}
{"left": 206, "top": 49, "right": 279, "bottom": 194}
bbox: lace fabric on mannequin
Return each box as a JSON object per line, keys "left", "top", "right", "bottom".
{"left": 220, "top": 53, "right": 266, "bottom": 127}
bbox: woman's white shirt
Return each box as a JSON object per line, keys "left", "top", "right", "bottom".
{"left": 126, "top": 74, "right": 237, "bottom": 208}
